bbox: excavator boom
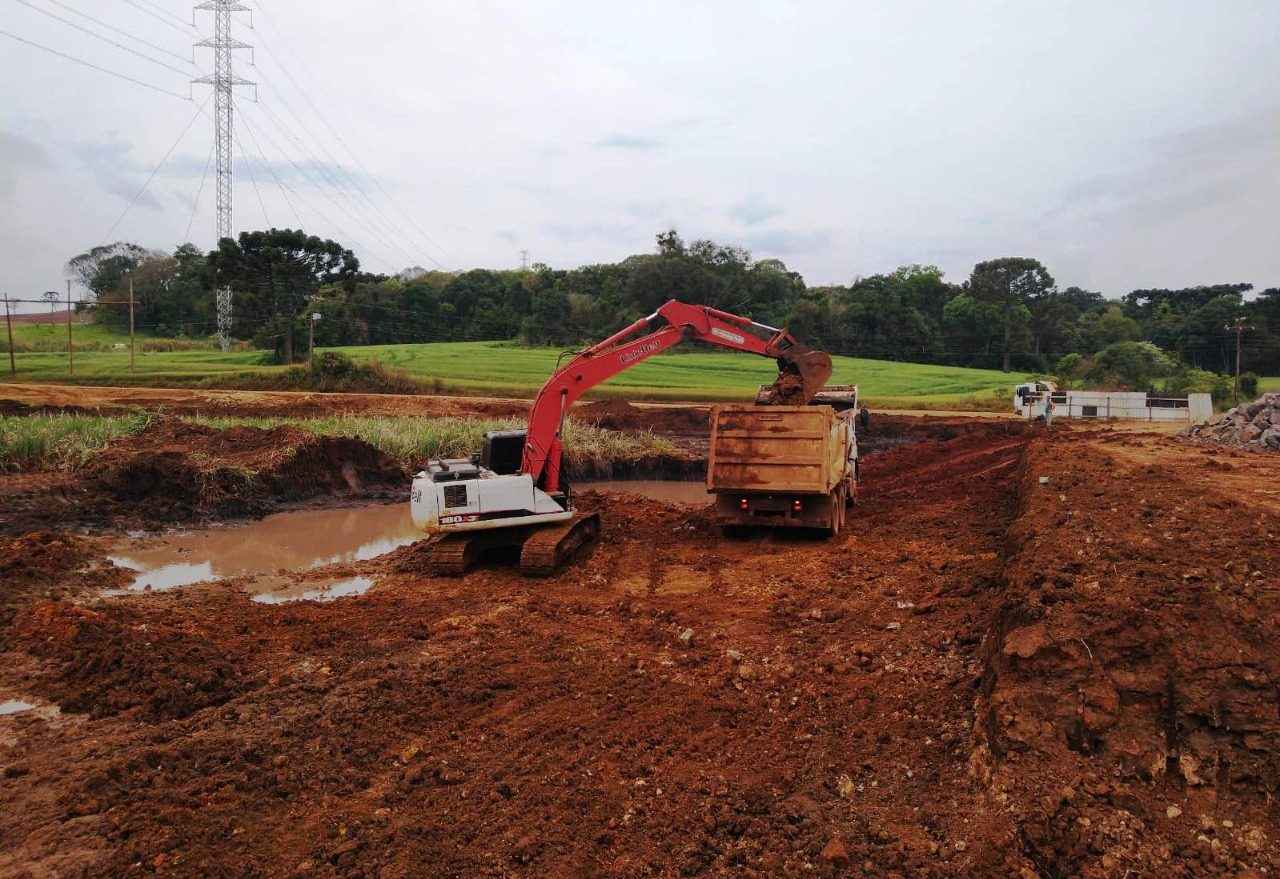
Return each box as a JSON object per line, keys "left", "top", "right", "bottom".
{"left": 521, "top": 300, "right": 831, "bottom": 490}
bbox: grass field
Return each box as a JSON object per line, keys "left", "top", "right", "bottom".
{"left": 2, "top": 324, "right": 1031, "bottom": 408}
{"left": 1261, "top": 377, "right": 1280, "bottom": 394}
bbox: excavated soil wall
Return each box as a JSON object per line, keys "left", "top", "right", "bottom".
{"left": 1, "top": 419, "right": 407, "bottom": 533}
{"left": 976, "top": 434, "right": 1280, "bottom": 874}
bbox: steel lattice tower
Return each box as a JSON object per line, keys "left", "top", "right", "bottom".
{"left": 193, "top": 1, "right": 253, "bottom": 352}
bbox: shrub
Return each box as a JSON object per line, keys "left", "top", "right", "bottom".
{"left": 1240, "top": 372, "right": 1260, "bottom": 399}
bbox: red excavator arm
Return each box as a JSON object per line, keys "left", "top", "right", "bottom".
{"left": 521, "top": 300, "right": 832, "bottom": 492}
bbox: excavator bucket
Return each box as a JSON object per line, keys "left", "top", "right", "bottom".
{"left": 761, "top": 345, "right": 834, "bottom": 405}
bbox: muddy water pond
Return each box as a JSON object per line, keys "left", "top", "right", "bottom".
{"left": 578, "top": 479, "right": 709, "bottom": 505}
{"left": 106, "top": 485, "right": 706, "bottom": 600}
{"left": 108, "top": 504, "right": 418, "bottom": 599}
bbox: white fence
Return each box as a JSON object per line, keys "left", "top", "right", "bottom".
{"left": 1017, "top": 391, "right": 1212, "bottom": 423}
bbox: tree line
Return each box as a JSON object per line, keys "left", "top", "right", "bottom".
{"left": 66, "top": 229, "right": 1280, "bottom": 395}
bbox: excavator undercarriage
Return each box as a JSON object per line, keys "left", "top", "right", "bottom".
{"left": 420, "top": 511, "right": 601, "bottom": 577}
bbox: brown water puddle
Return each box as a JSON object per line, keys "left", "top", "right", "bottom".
{"left": 250, "top": 575, "right": 375, "bottom": 605}
{"left": 578, "top": 479, "right": 709, "bottom": 505}
{"left": 107, "top": 504, "right": 419, "bottom": 600}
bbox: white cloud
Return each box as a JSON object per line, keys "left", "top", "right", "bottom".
{"left": 0, "top": 0, "right": 1277, "bottom": 298}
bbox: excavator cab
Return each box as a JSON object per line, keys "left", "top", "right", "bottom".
{"left": 481, "top": 429, "right": 526, "bottom": 475}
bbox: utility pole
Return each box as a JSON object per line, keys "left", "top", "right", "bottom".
{"left": 4, "top": 295, "right": 15, "bottom": 378}
{"left": 129, "top": 275, "right": 136, "bottom": 374}
{"left": 193, "top": 1, "right": 254, "bottom": 353}
{"left": 519, "top": 249, "right": 530, "bottom": 271}
{"left": 1226, "top": 317, "right": 1254, "bottom": 405}
{"left": 66, "top": 279, "right": 73, "bottom": 378}
{"left": 309, "top": 312, "right": 321, "bottom": 362}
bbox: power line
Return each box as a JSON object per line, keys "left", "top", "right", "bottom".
{"left": 237, "top": 103, "right": 399, "bottom": 272}
{"left": 245, "top": 2, "right": 460, "bottom": 269}
{"left": 133, "top": 0, "right": 196, "bottom": 29}
{"left": 233, "top": 102, "right": 302, "bottom": 226}
{"left": 120, "top": 0, "right": 197, "bottom": 38}
{"left": 12, "top": 0, "right": 197, "bottom": 77}
{"left": 232, "top": 126, "right": 270, "bottom": 227}
{"left": 184, "top": 141, "right": 215, "bottom": 242}
{"left": 246, "top": 97, "right": 428, "bottom": 270}
{"left": 41, "top": 0, "right": 195, "bottom": 64}
{"left": 0, "top": 26, "right": 192, "bottom": 99}
{"left": 235, "top": 102, "right": 401, "bottom": 271}
{"left": 101, "top": 92, "right": 212, "bottom": 244}
{"left": 247, "top": 64, "right": 442, "bottom": 270}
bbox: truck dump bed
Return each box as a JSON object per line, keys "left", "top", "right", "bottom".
{"left": 707, "top": 405, "right": 852, "bottom": 495}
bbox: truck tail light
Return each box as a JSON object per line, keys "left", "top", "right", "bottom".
{"left": 792, "top": 499, "right": 803, "bottom": 512}
{"left": 739, "top": 497, "right": 749, "bottom": 510}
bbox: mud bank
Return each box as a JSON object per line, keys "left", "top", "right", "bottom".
{"left": 1, "top": 418, "right": 407, "bottom": 534}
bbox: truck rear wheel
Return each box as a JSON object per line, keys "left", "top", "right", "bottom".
{"left": 828, "top": 492, "right": 844, "bottom": 537}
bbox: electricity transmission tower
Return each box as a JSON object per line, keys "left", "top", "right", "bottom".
{"left": 193, "top": 1, "right": 254, "bottom": 352}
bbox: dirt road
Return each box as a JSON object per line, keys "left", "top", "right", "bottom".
{"left": 2, "top": 408, "right": 1278, "bottom": 877}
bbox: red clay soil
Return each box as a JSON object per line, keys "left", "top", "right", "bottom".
{"left": 0, "top": 418, "right": 406, "bottom": 534}
{"left": 1, "top": 423, "right": 1278, "bottom": 878}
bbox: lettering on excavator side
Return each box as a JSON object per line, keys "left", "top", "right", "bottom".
{"left": 441, "top": 514, "right": 480, "bottom": 525}
{"left": 711, "top": 327, "right": 746, "bottom": 345}
{"left": 620, "top": 340, "right": 662, "bottom": 364}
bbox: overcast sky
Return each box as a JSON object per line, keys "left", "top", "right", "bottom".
{"left": 2, "top": 0, "right": 1277, "bottom": 309}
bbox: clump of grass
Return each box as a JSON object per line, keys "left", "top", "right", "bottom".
{"left": 184, "top": 414, "right": 678, "bottom": 469}
{"left": 0, "top": 412, "right": 153, "bottom": 471}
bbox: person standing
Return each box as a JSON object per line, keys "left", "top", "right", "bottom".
{"left": 1044, "top": 395, "right": 1054, "bottom": 427}
{"left": 859, "top": 405, "right": 870, "bottom": 432}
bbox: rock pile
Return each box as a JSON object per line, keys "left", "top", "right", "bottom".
{"left": 1179, "top": 392, "right": 1280, "bottom": 450}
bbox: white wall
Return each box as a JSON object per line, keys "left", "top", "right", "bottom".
{"left": 1016, "top": 391, "right": 1211, "bottom": 422}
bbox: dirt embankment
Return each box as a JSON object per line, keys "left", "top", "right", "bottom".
{"left": 1, "top": 418, "right": 406, "bottom": 534}
{"left": 976, "top": 433, "right": 1280, "bottom": 875}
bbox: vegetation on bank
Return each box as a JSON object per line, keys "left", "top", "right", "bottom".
{"left": 0, "top": 412, "right": 677, "bottom": 473}
{"left": 0, "top": 413, "right": 152, "bottom": 470}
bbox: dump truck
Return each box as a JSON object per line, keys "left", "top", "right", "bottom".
{"left": 707, "top": 401, "right": 858, "bottom": 535}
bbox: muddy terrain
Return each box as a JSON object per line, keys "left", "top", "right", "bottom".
{"left": 1, "top": 387, "right": 1278, "bottom": 878}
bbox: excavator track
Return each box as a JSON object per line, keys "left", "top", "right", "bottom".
{"left": 420, "top": 527, "right": 532, "bottom": 576}
{"left": 518, "top": 511, "right": 602, "bottom": 577}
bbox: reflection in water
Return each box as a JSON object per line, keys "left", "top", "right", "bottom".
{"left": 251, "top": 576, "right": 374, "bottom": 605}
{"left": 109, "top": 504, "right": 419, "bottom": 592}
{"left": 578, "top": 480, "right": 709, "bottom": 505}
{"left": 0, "top": 700, "right": 35, "bottom": 716}
{"left": 106, "top": 559, "right": 215, "bottom": 592}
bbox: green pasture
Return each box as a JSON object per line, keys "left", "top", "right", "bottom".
{"left": 2, "top": 324, "right": 1030, "bottom": 408}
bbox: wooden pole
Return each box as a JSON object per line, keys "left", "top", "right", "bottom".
{"left": 129, "top": 276, "right": 136, "bottom": 374}
{"left": 66, "top": 280, "right": 73, "bottom": 377}
{"left": 1235, "top": 323, "right": 1243, "bottom": 406}
{"left": 4, "top": 295, "right": 15, "bottom": 378}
